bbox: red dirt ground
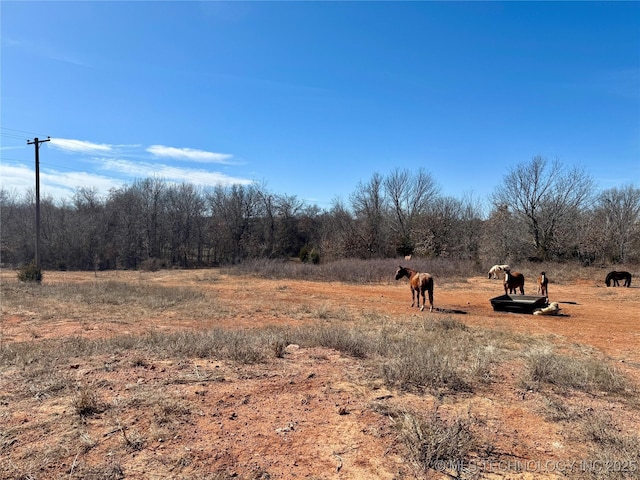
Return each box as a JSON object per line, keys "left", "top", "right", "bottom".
{"left": 1, "top": 269, "right": 639, "bottom": 479}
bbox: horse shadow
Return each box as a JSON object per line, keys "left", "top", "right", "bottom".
{"left": 432, "top": 307, "right": 467, "bottom": 315}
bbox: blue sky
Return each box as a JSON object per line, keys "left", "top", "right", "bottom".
{"left": 2, "top": 1, "right": 639, "bottom": 210}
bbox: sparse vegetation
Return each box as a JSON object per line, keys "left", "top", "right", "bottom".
{"left": 0, "top": 266, "right": 638, "bottom": 479}
{"left": 523, "top": 347, "right": 631, "bottom": 394}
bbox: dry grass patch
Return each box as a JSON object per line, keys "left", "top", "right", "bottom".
{"left": 371, "top": 402, "right": 485, "bottom": 477}
{"left": 2, "top": 267, "right": 639, "bottom": 480}
{"left": 522, "top": 346, "right": 632, "bottom": 395}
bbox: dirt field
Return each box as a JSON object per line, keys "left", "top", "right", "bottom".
{"left": 1, "top": 268, "right": 639, "bottom": 479}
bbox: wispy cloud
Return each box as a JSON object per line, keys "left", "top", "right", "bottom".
{"left": 102, "top": 159, "right": 253, "bottom": 187}
{"left": 42, "top": 168, "right": 124, "bottom": 192}
{"left": 147, "top": 145, "right": 234, "bottom": 164}
{"left": 50, "top": 138, "right": 113, "bottom": 154}
{"left": 0, "top": 164, "right": 33, "bottom": 190}
{"left": 2, "top": 137, "right": 253, "bottom": 202}
{"left": 0, "top": 162, "right": 124, "bottom": 199}
{"left": 0, "top": 145, "right": 26, "bottom": 152}
{"left": 5, "top": 37, "right": 93, "bottom": 68}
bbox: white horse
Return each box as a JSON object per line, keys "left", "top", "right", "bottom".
{"left": 488, "top": 264, "right": 510, "bottom": 279}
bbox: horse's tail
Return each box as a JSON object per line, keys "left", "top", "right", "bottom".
{"left": 427, "top": 277, "right": 434, "bottom": 308}
{"left": 627, "top": 273, "right": 632, "bottom": 287}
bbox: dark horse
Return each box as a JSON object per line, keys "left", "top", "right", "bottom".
{"left": 504, "top": 268, "right": 525, "bottom": 295}
{"left": 395, "top": 265, "right": 434, "bottom": 312}
{"left": 605, "top": 271, "right": 632, "bottom": 287}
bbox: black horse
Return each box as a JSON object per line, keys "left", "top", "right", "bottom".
{"left": 605, "top": 271, "right": 632, "bottom": 287}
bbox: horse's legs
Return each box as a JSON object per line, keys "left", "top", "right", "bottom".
{"left": 419, "top": 289, "right": 426, "bottom": 311}
{"left": 410, "top": 287, "right": 416, "bottom": 307}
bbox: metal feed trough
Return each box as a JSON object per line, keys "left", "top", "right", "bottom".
{"left": 490, "top": 294, "right": 549, "bottom": 314}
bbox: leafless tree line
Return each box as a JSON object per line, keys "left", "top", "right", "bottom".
{"left": 1, "top": 157, "right": 638, "bottom": 270}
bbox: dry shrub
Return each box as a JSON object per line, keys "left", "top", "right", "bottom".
{"left": 289, "top": 323, "right": 376, "bottom": 359}
{"left": 73, "top": 386, "right": 106, "bottom": 417}
{"left": 271, "top": 337, "right": 288, "bottom": 358}
{"left": 398, "top": 407, "right": 479, "bottom": 476}
{"left": 524, "top": 347, "right": 630, "bottom": 394}
{"left": 580, "top": 411, "right": 640, "bottom": 480}
{"left": 382, "top": 344, "right": 472, "bottom": 393}
{"left": 230, "top": 257, "right": 478, "bottom": 283}
{"left": 540, "top": 395, "right": 583, "bottom": 422}
{"left": 153, "top": 398, "right": 191, "bottom": 426}
{"left": 71, "top": 461, "right": 124, "bottom": 480}
{"left": 380, "top": 318, "right": 482, "bottom": 393}
{"left": 17, "top": 261, "right": 43, "bottom": 282}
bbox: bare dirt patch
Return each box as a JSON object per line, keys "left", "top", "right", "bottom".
{"left": 1, "top": 269, "right": 639, "bottom": 479}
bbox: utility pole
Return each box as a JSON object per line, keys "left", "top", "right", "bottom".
{"left": 27, "top": 136, "right": 50, "bottom": 269}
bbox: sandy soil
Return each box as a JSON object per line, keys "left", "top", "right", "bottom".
{"left": 1, "top": 269, "right": 639, "bottom": 480}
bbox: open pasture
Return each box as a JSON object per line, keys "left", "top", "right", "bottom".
{"left": 1, "top": 266, "right": 639, "bottom": 479}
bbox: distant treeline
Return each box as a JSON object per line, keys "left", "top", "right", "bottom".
{"left": 1, "top": 157, "right": 639, "bottom": 270}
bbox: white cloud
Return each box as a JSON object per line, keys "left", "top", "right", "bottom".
{"left": 0, "top": 162, "right": 124, "bottom": 201}
{"left": 147, "top": 145, "right": 233, "bottom": 164}
{"left": 102, "top": 159, "right": 253, "bottom": 187}
{"left": 2, "top": 139, "right": 252, "bottom": 202}
{"left": 41, "top": 169, "right": 124, "bottom": 193}
{"left": 0, "top": 163, "right": 33, "bottom": 190}
{"left": 49, "top": 138, "right": 113, "bottom": 154}
{"left": 0, "top": 145, "right": 26, "bottom": 152}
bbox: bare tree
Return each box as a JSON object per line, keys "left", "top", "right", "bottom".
{"left": 321, "top": 198, "right": 359, "bottom": 259}
{"left": 69, "top": 187, "right": 106, "bottom": 269}
{"left": 384, "top": 168, "right": 439, "bottom": 255}
{"left": 273, "top": 193, "right": 305, "bottom": 258}
{"left": 206, "top": 184, "right": 261, "bottom": 263}
{"left": 136, "top": 178, "right": 167, "bottom": 260}
{"left": 0, "top": 188, "right": 35, "bottom": 265}
{"left": 597, "top": 185, "right": 640, "bottom": 263}
{"left": 492, "top": 156, "right": 594, "bottom": 260}
{"left": 104, "top": 185, "right": 146, "bottom": 268}
{"left": 166, "top": 183, "right": 205, "bottom": 267}
{"left": 350, "top": 172, "right": 389, "bottom": 257}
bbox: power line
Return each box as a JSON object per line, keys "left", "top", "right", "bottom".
{"left": 0, "top": 132, "right": 30, "bottom": 141}
{"left": 1, "top": 126, "right": 51, "bottom": 138}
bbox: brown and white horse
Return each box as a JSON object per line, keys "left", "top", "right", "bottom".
{"left": 395, "top": 265, "right": 434, "bottom": 312}
{"left": 504, "top": 268, "right": 525, "bottom": 295}
{"left": 537, "top": 271, "right": 549, "bottom": 298}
